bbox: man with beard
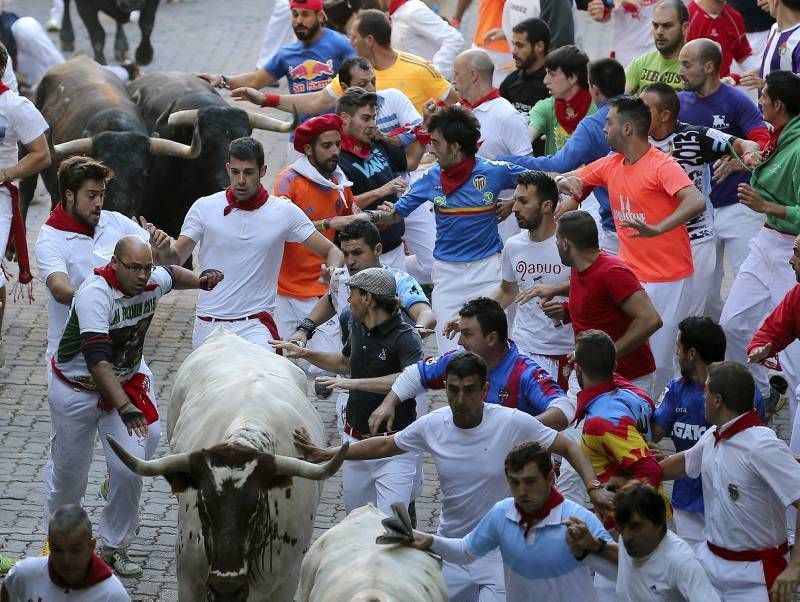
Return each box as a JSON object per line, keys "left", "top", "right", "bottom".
{"left": 625, "top": 0, "right": 689, "bottom": 94}
{"left": 652, "top": 317, "right": 764, "bottom": 551}
{"left": 273, "top": 114, "right": 356, "bottom": 386}
{"left": 498, "top": 18, "right": 551, "bottom": 125}
{"left": 162, "top": 137, "right": 343, "bottom": 351}
{"left": 487, "top": 171, "right": 573, "bottom": 390}
{"left": 196, "top": 0, "right": 354, "bottom": 129}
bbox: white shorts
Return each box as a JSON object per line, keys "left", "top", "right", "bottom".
{"left": 274, "top": 294, "right": 341, "bottom": 377}
{"left": 192, "top": 315, "right": 278, "bottom": 352}
{"left": 443, "top": 548, "right": 506, "bottom": 602}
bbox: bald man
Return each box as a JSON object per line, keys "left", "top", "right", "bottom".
{"left": 2, "top": 505, "right": 129, "bottom": 601}
{"left": 44, "top": 237, "right": 222, "bottom": 577}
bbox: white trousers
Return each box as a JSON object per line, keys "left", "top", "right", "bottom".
{"left": 257, "top": 0, "right": 294, "bottom": 68}
{"left": 720, "top": 226, "right": 800, "bottom": 442}
{"left": 402, "top": 202, "right": 436, "bottom": 285}
{"left": 443, "top": 548, "right": 506, "bottom": 602}
{"left": 573, "top": 10, "right": 614, "bottom": 62}
{"left": 341, "top": 433, "right": 421, "bottom": 515}
{"left": 432, "top": 254, "right": 503, "bottom": 354}
{"left": 379, "top": 242, "right": 406, "bottom": 273}
{"left": 274, "top": 294, "right": 340, "bottom": 377}
{"left": 192, "top": 315, "right": 278, "bottom": 352}
{"left": 672, "top": 508, "right": 705, "bottom": 552}
{"left": 697, "top": 543, "right": 773, "bottom": 602}
{"left": 50, "top": 0, "right": 65, "bottom": 24}
{"left": 0, "top": 186, "right": 12, "bottom": 288}
{"left": 600, "top": 228, "right": 620, "bottom": 256}
{"left": 643, "top": 277, "right": 693, "bottom": 398}
{"left": 44, "top": 366, "right": 161, "bottom": 549}
{"left": 687, "top": 238, "right": 716, "bottom": 317}
{"left": 706, "top": 203, "right": 764, "bottom": 321}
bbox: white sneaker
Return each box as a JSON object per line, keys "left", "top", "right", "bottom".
{"left": 100, "top": 547, "right": 142, "bottom": 577}
{"left": 46, "top": 20, "right": 60, "bottom": 32}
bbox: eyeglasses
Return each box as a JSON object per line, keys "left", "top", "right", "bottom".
{"left": 115, "top": 256, "right": 155, "bottom": 274}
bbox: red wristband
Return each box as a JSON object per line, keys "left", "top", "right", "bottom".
{"left": 261, "top": 93, "right": 280, "bottom": 108}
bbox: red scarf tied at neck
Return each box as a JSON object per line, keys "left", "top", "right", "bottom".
{"left": 460, "top": 88, "right": 501, "bottom": 111}
{"left": 440, "top": 155, "right": 477, "bottom": 195}
{"left": 0, "top": 81, "right": 34, "bottom": 297}
{"left": 555, "top": 88, "right": 593, "bottom": 135}
{"left": 45, "top": 202, "right": 95, "bottom": 237}
{"left": 93, "top": 263, "right": 158, "bottom": 296}
{"left": 341, "top": 134, "right": 372, "bottom": 160}
{"left": 224, "top": 185, "right": 269, "bottom": 216}
{"left": 48, "top": 553, "right": 113, "bottom": 591}
{"left": 388, "top": 0, "right": 409, "bottom": 14}
{"left": 516, "top": 487, "right": 564, "bottom": 538}
{"left": 713, "top": 408, "right": 764, "bottom": 446}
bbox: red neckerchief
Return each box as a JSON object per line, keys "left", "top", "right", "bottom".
{"left": 93, "top": 263, "right": 158, "bottom": 296}
{"left": 762, "top": 124, "right": 786, "bottom": 161}
{"left": 223, "top": 185, "right": 269, "bottom": 216}
{"left": 48, "top": 553, "right": 112, "bottom": 590}
{"left": 440, "top": 155, "right": 477, "bottom": 195}
{"left": 98, "top": 372, "right": 159, "bottom": 424}
{"left": 386, "top": 122, "right": 432, "bottom": 145}
{"left": 713, "top": 409, "right": 764, "bottom": 446}
{"left": 0, "top": 82, "right": 33, "bottom": 290}
{"left": 388, "top": 0, "right": 409, "bottom": 14}
{"left": 516, "top": 487, "right": 564, "bottom": 537}
{"left": 574, "top": 373, "right": 655, "bottom": 425}
{"left": 554, "top": 88, "right": 592, "bottom": 135}
{"left": 341, "top": 134, "right": 371, "bottom": 159}
{"left": 45, "top": 202, "right": 95, "bottom": 237}
{"left": 460, "top": 88, "right": 501, "bottom": 111}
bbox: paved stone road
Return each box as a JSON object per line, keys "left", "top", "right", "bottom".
{"left": 0, "top": 1, "right": 445, "bottom": 599}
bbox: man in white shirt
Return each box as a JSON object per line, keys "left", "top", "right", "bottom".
{"left": 1, "top": 505, "right": 130, "bottom": 602}
{"left": 294, "top": 351, "right": 613, "bottom": 601}
{"left": 660, "top": 361, "right": 800, "bottom": 601}
{"left": 613, "top": 481, "right": 720, "bottom": 601}
{"left": 0, "top": 41, "right": 50, "bottom": 368}
{"left": 162, "top": 136, "right": 343, "bottom": 351}
{"left": 406, "top": 440, "right": 618, "bottom": 601}
{"left": 489, "top": 170, "right": 573, "bottom": 389}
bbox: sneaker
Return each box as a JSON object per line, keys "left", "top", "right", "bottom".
{"left": 41, "top": 540, "right": 50, "bottom": 556}
{"left": 766, "top": 373, "right": 789, "bottom": 419}
{"left": 99, "top": 478, "right": 109, "bottom": 501}
{"left": 46, "top": 20, "right": 60, "bottom": 32}
{"left": 0, "top": 554, "right": 16, "bottom": 575}
{"left": 100, "top": 547, "right": 142, "bottom": 577}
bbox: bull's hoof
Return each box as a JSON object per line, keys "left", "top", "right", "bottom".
{"left": 115, "top": 49, "right": 129, "bottom": 62}
{"left": 135, "top": 41, "right": 153, "bottom": 65}
{"left": 61, "top": 39, "right": 74, "bottom": 52}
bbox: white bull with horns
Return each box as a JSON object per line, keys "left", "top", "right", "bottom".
{"left": 108, "top": 328, "right": 346, "bottom": 602}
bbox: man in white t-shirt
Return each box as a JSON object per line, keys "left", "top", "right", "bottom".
{"left": 162, "top": 136, "right": 343, "bottom": 351}
{"left": 490, "top": 170, "right": 573, "bottom": 389}
{"left": 295, "top": 351, "right": 612, "bottom": 601}
{"left": 1, "top": 505, "right": 130, "bottom": 602}
{"left": 0, "top": 42, "right": 50, "bottom": 368}
{"left": 660, "top": 361, "right": 800, "bottom": 601}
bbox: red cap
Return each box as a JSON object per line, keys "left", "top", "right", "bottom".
{"left": 290, "top": 0, "right": 325, "bottom": 11}
{"left": 293, "top": 114, "right": 343, "bottom": 152}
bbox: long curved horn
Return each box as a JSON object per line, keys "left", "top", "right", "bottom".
{"left": 247, "top": 108, "right": 299, "bottom": 133}
{"left": 53, "top": 138, "right": 93, "bottom": 158}
{"left": 149, "top": 132, "right": 201, "bottom": 160}
{"left": 106, "top": 434, "right": 191, "bottom": 476}
{"left": 167, "top": 109, "right": 199, "bottom": 128}
{"left": 272, "top": 441, "right": 349, "bottom": 480}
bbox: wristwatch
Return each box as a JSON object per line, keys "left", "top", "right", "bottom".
{"left": 586, "top": 480, "right": 604, "bottom": 494}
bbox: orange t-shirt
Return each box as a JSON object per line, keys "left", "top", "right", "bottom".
{"left": 577, "top": 146, "right": 694, "bottom": 283}
{"left": 274, "top": 168, "right": 354, "bottom": 298}
{"left": 475, "top": 0, "right": 510, "bottom": 53}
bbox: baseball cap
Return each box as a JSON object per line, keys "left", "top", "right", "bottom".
{"left": 348, "top": 267, "right": 396, "bottom": 298}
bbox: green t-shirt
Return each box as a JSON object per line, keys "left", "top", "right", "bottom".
{"left": 625, "top": 51, "right": 683, "bottom": 95}
{"left": 528, "top": 96, "right": 597, "bottom": 156}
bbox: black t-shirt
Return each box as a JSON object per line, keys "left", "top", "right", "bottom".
{"left": 342, "top": 312, "right": 422, "bottom": 434}
{"left": 728, "top": 0, "right": 774, "bottom": 33}
{"left": 499, "top": 67, "right": 547, "bottom": 155}
{"left": 339, "top": 140, "right": 406, "bottom": 252}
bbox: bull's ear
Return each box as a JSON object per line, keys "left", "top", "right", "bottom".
{"left": 164, "top": 472, "right": 196, "bottom": 494}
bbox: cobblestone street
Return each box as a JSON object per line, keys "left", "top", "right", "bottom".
{"left": 0, "top": 1, "right": 444, "bottom": 599}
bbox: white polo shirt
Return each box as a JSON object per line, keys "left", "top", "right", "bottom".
{"left": 180, "top": 191, "right": 316, "bottom": 319}
{"left": 3, "top": 556, "right": 130, "bottom": 601}
{"left": 616, "top": 530, "right": 720, "bottom": 601}
{"left": 394, "top": 403, "right": 558, "bottom": 537}
{"left": 472, "top": 96, "right": 531, "bottom": 161}
{"left": 684, "top": 417, "right": 800, "bottom": 550}
{"left": 501, "top": 232, "right": 573, "bottom": 356}
{"left": 36, "top": 211, "right": 149, "bottom": 359}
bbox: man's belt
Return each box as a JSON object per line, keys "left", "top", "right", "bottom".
{"left": 197, "top": 311, "right": 282, "bottom": 354}
{"left": 344, "top": 422, "right": 395, "bottom": 440}
{"left": 707, "top": 540, "right": 789, "bottom": 591}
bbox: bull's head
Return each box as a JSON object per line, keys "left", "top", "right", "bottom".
{"left": 106, "top": 435, "right": 347, "bottom": 602}
{"left": 166, "top": 107, "right": 300, "bottom": 135}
